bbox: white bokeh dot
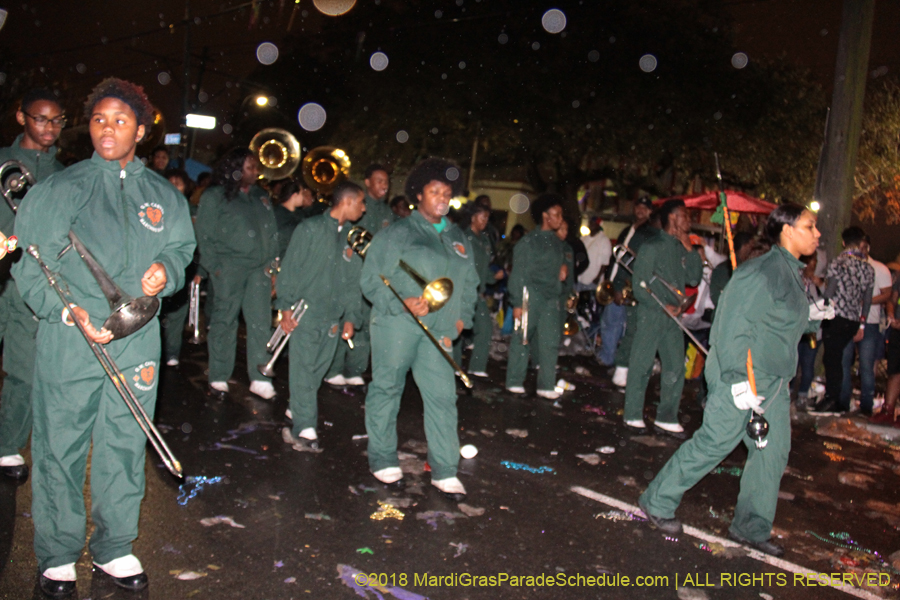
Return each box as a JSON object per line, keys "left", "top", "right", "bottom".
{"left": 297, "top": 103, "right": 327, "bottom": 132}
{"left": 158, "top": 72, "right": 171, "bottom": 85}
{"left": 509, "top": 194, "right": 530, "bottom": 215}
{"left": 256, "top": 42, "right": 279, "bottom": 65}
{"left": 370, "top": 51, "right": 389, "bottom": 71}
{"left": 498, "top": 33, "right": 508, "bottom": 44}
{"left": 396, "top": 130, "right": 409, "bottom": 143}
{"left": 222, "top": 124, "right": 233, "bottom": 134}
{"left": 731, "top": 52, "right": 749, "bottom": 69}
{"left": 445, "top": 167, "right": 460, "bottom": 181}
{"left": 541, "top": 9, "right": 566, "bottom": 34}
{"left": 639, "top": 54, "right": 658, "bottom": 73}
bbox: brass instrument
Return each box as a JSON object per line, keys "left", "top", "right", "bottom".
{"left": 0, "top": 159, "right": 36, "bottom": 213}
{"left": 595, "top": 245, "right": 637, "bottom": 307}
{"left": 514, "top": 286, "right": 530, "bottom": 345}
{"left": 562, "top": 293, "right": 579, "bottom": 336}
{"left": 347, "top": 226, "right": 373, "bottom": 258}
{"left": 638, "top": 281, "right": 708, "bottom": 356}
{"left": 136, "top": 109, "right": 166, "bottom": 156}
{"left": 187, "top": 279, "right": 201, "bottom": 345}
{"left": 250, "top": 128, "right": 302, "bottom": 180}
{"left": 66, "top": 231, "right": 160, "bottom": 340}
{"left": 648, "top": 272, "right": 696, "bottom": 315}
{"left": 379, "top": 274, "right": 472, "bottom": 388}
{"left": 25, "top": 245, "right": 183, "bottom": 478}
{"left": 258, "top": 301, "right": 309, "bottom": 377}
{"left": 399, "top": 260, "right": 453, "bottom": 313}
{"left": 301, "top": 146, "right": 350, "bottom": 195}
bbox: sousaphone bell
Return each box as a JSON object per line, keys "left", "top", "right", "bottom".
{"left": 250, "top": 128, "right": 301, "bottom": 180}
{"left": 301, "top": 146, "right": 350, "bottom": 196}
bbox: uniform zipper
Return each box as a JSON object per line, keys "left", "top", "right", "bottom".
{"left": 121, "top": 168, "right": 130, "bottom": 268}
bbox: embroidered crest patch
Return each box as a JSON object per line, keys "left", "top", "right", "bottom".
{"left": 138, "top": 203, "right": 165, "bottom": 233}
{"left": 132, "top": 360, "right": 157, "bottom": 391}
{"left": 452, "top": 242, "right": 468, "bottom": 258}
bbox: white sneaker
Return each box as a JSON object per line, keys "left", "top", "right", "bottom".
{"left": 249, "top": 380, "right": 276, "bottom": 400}
{"left": 325, "top": 374, "right": 347, "bottom": 386}
{"left": 281, "top": 427, "right": 322, "bottom": 453}
{"left": 166, "top": 357, "right": 179, "bottom": 367}
{"left": 506, "top": 386, "right": 526, "bottom": 394}
{"left": 654, "top": 421, "right": 684, "bottom": 434}
{"left": 536, "top": 388, "right": 562, "bottom": 400}
{"left": 432, "top": 476, "right": 466, "bottom": 497}
{"left": 651, "top": 359, "right": 662, "bottom": 375}
{"left": 372, "top": 467, "right": 403, "bottom": 484}
{"left": 285, "top": 408, "right": 293, "bottom": 420}
{"left": 612, "top": 366, "right": 628, "bottom": 387}
{"left": 0, "top": 454, "right": 25, "bottom": 467}
{"left": 625, "top": 419, "right": 647, "bottom": 429}
{"left": 556, "top": 378, "right": 576, "bottom": 391}
{"left": 298, "top": 427, "right": 318, "bottom": 441}
{"left": 469, "top": 371, "right": 489, "bottom": 378}
{"left": 344, "top": 376, "right": 365, "bottom": 386}
{"left": 43, "top": 563, "right": 76, "bottom": 581}
{"left": 93, "top": 554, "right": 143, "bottom": 578}
{"left": 209, "top": 381, "right": 229, "bottom": 393}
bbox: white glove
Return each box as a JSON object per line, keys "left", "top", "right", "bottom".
{"left": 731, "top": 381, "right": 763, "bottom": 411}
{"left": 809, "top": 302, "right": 835, "bottom": 321}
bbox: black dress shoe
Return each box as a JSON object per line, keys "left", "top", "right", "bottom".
{"left": 39, "top": 573, "right": 76, "bottom": 598}
{"left": 638, "top": 498, "right": 683, "bottom": 534}
{"left": 653, "top": 424, "right": 687, "bottom": 440}
{"left": 810, "top": 398, "right": 839, "bottom": 413}
{"left": 92, "top": 565, "right": 149, "bottom": 591}
{"left": 1, "top": 464, "right": 29, "bottom": 481}
{"left": 727, "top": 531, "right": 785, "bottom": 557}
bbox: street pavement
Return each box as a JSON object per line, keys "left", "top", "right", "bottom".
{"left": 1, "top": 332, "right": 898, "bottom": 600}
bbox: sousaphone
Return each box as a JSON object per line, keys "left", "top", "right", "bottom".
{"left": 250, "top": 128, "right": 302, "bottom": 180}
{"left": 301, "top": 146, "right": 350, "bottom": 196}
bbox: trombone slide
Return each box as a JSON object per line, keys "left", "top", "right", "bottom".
{"left": 516, "top": 287, "right": 529, "bottom": 345}
{"left": 258, "top": 301, "right": 308, "bottom": 378}
{"left": 187, "top": 280, "right": 201, "bottom": 344}
{"left": 638, "top": 280, "right": 708, "bottom": 356}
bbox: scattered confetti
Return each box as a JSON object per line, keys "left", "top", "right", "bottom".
{"left": 711, "top": 466, "right": 743, "bottom": 477}
{"left": 823, "top": 451, "right": 845, "bottom": 462}
{"left": 211, "top": 442, "right": 258, "bottom": 455}
{"left": 356, "top": 547, "right": 373, "bottom": 554}
{"left": 500, "top": 461, "right": 554, "bottom": 474}
{"left": 450, "top": 542, "right": 468, "bottom": 557}
{"left": 371, "top": 501, "right": 405, "bottom": 521}
{"left": 174, "top": 571, "right": 207, "bottom": 580}
{"left": 837, "top": 471, "right": 874, "bottom": 489}
{"left": 417, "top": 510, "right": 466, "bottom": 530}
{"left": 199, "top": 515, "right": 245, "bottom": 528}
{"left": 594, "top": 510, "right": 645, "bottom": 523}
{"left": 582, "top": 405, "right": 606, "bottom": 416}
{"left": 285, "top": 577, "right": 297, "bottom": 583}
{"left": 177, "top": 476, "right": 224, "bottom": 506}
{"left": 823, "top": 441, "right": 842, "bottom": 450}
{"left": 597, "top": 446, "right": 616, "bottom": 454}
{"left": 458, "top": 503, "right": 485, "bottom": 517}
{"left": 576, "top": 453, "right": 601, "bottom": 466}
{"left": 305, "top": 513, "right": 332, "bottom": 521}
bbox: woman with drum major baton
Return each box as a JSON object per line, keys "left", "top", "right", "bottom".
{"left": 360, "top": 158, "right": 479, "bottom": 500}
{"left": 12, "top": 78, "right": 195, "bottom": 597}
{"left": 638, "top": 204, "right": 830, "bottom": 557}
{"left": 195, "top": 147, "right": 280, "bottom": 400}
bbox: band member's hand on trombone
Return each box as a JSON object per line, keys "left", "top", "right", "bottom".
{"left": 403, "top": 296, "right": 429, "bottom": 317}
{"left": 140, "top": 262, "right": 167, "bottom": 296}
{"left": 63, "top": 305, "right": 113, "bottom": 344}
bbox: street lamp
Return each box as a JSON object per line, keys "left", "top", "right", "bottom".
{"left": 255, "top": 95, "right": 269, "bottom": 107}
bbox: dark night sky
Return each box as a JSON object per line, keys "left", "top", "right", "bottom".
{"left": 0, "top": 0, "right": 897, "bottom": 160}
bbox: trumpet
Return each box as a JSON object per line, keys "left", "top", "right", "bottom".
{"left": 514, "top": 286, "right": 530, "bottom": 345}
{"left": 258, "top": 301, "right": 308, "bottom": 377}
{"left": 379, "top": 274, "right": 472, "bottom": 388}
{"left": 596, "top": 245, "right": 637, "bottom": 306}
{"left": 0, "top": 159, "right": 35, "bottom": 214}
{"left": 25, "top": 245, "right": 183, "bottom": 478}
{"left": 187, "top": 279, "right": 201, "bottom": 345}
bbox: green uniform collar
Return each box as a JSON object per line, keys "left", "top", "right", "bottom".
{"left": 89, "top": 151, "right": 145, "bottom": 177}
{"left": 11, "top": 133, "right": 60, "bottom": 159}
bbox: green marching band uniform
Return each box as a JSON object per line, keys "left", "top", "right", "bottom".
{"left": 623, "top": 229, "right": 702, "bottom": 424}
{"left": 160, "top": 198, "right": 198, "bottom": 365}
{"left": 325, "top": 192, "right": 394, "bottom": 382}
{"left": 12, "top": 153, "right": 195, "bottom": 571}
{"left": 641, "top": 245, "right": 817, "bottom": 544}
{"left": 275, "top": 212, "right": 362, "bottom": 440}
{"left": 361, "top": 210, "right": 478, "bottom": 481}
{"left": 612, "top": 224, "right": 658, "bottom": 370}
{"left": 0, "top": 134, "right": 65, "bottom": 464}
{"left": 455, "top": 223, "right": 494, "bottom": 374}
{"left": 195, "top": 183, "right": 279, "bottom": 386}
{"left": 505, "top": 228, "right": 566, "bottom": 393}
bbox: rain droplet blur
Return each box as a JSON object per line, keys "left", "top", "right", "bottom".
{"left": 531, "top": 42, "right": 541, "bottom": 51}
{"left": 541, "top": 9, "right": 566, "bottom": 34}
{"left": 430, "top": 127, "right": 439, "bottom": 134}
{"left": 639, "top": 54, "right": 658, "bottom": 73}
{"left": 609, "top": 36, "right": 616, "bottom": 44}
{"left": 232, "top": 170, "right": 242, "bottom": 181}
{"left": 445, "top": 167, "right": 460, "bottom": 181}
{"left": 181, "top": 423, "right": 193, "bottom": 434}
{"left": 572, "top": 100, "right": 580, "bottom": 108}
{"left": 458, "top": 61, "right": 466, "bottom": 70}
{"left": 396, "top": 130, "right": 409, "bottom": 143}
{"left": 713, "top": 112, "right": 723, "bottom": 120}
{"left": 256, "top": 42, "right": 279, "bottom": 65}
{"left": 369, "top": 51, "right": 389, "bottom": 71}
{"left": 312, "top": 0, "right": 356, "bottom": 17}
{"left": 76, "top": 63, "right": 87, "bottom": 74}
{"left": 0, "top": 73, "right": 6, "bottom": 86}
{"left": 509, "top": 193, "right": 530, "bottom": 214}
{"left": 498, "top": 33, "right": 508, "bottom": 44}
{"left": 222, "top": 124, "right": 234, "bottom": 135}
{"left": 588, "top": 50, "right": 600, "bottom": 63}
{"left": 298, "top": 103, "right": 327, "bottom": 132}
{"left": 198, "top": 91, "right": 208, "bottom": 103}
{"left": 157, "top": 72, "right": 171, "bottom": 85}
{"left": 441, "top": 73, "right": 448, "bottom": 80}
{"left": 731, "top": 52, "right": 749, "bottom": 69}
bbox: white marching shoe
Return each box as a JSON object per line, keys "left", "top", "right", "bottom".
{"left": 249, "top": 380, "right": 276, "bottom": 399}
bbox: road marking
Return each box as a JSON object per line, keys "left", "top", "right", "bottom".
{"left": 571, "top": 486, "right": 884, "bottom": 600}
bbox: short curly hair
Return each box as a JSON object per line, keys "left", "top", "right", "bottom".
{"left": 404, "top": 157, "right": 464, "bottom": 200}
{"left": 530, "top": 193, "right": 563, "bottom": 225}
{"left": 83, "top": 78, "right": 155, "bottom": 129}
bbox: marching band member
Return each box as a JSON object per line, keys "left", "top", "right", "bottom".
{"left": 505, "top": 194, "right": 567, "bottom": 399}
{"left": 0, "top": 88, "right": 66, "bottom": 481}
{"left": 457, "top": 201, "right": 499, "bottom": 378}
{"left": 640, "top": 204, "right": 822, "bottom": 557}
{"left": 622, "top": 199, "right": 703, "bottom": 437}
{"left": 325, "top": 164, "right": 394, "bottom": 387}
{"left": 361, "top": 158, "right": 478, "bottom": 499}
{"left": 195, "top": 148, "right": 279, "bottom": 400}
{"left": 13, "top": 78, "right": 194, "bottom": 596}
{"left": 276, "top": 181, "right": 366, "bottom": 452}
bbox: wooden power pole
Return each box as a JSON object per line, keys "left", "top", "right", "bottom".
{"left": 815, "top": 0, "right": 876, "bottom": 258}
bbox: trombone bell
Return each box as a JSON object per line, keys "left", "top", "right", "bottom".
{"left": 249, "top": 128, "right": 302, "bottom": 180}
{"left": 398, "top": 260, "right": 453, "bottom": 312}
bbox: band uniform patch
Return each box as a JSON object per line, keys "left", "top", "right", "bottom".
{"left": 133, "top": 361, "right": 157, "bottom": 391}
{"left": 452, "top": 242, "right": 468, "bottom": 258}
{"left": 138, "top": 203, "right": 165, "bottom": 232}
{"left": 343, "top": 247, "right": 353, "bottom": 262}
{"left": 329, "top": 323, "right": 339, "bottom": 337}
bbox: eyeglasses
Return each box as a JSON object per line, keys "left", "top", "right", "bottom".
{"left": 22, "top": 111, "right": 67, "bottom": 128}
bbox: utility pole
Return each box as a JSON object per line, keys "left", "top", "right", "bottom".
{"left": 815, "top": 0, "right": 876, "bottom": 258}
{"left": 180, "top": 0, "right": 192, "bottom": 167}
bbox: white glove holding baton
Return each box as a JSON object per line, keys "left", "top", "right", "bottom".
{"left": 731, "top": 381, "right": 763, "bottom": 411}
{"left": 809, "top": 301, "right": 835, "bottom": 321}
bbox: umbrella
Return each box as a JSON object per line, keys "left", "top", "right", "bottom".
{"left": 654, "top": 190, "right": 777, "bottom": 214}
{"left": 182, "top": 158, "right": 213, "bottom": 182}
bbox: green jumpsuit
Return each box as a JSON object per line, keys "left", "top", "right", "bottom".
{"left": 361, "top": 212, "right": 478, "bottom": 480}
{"left": 454, "top": 226, "right": 493, "bottom": 374}
{"left": 613, "top": 225, "right": 658, "bottom": 369}
{"left": 505, "top": 229, "right": 566, "bottom": 392}
{"left": 623, "top": 230, "right": 702, "bottom": 423}
{"left": 160, "top": 200, "right": 198, "bottom": 363}
{"left": 640, "top": 246, "right": 815, "bottom": 543}
{"left": 0, "top": 134, "right": 65, "bottom": 460}
{"left": 12, "top": 153, "right": 195, "bottom": 571}
{"left": 326, "top": 193, "right": 394, "bottom": 381}
{"left": 195, "top": 184, "right": 279, "bottom": 384}
{"left": 275, "top": 213, "right": 362, "bottom": 436}
{"left": 274, "top": 204, "right": 306, "bottom": 258}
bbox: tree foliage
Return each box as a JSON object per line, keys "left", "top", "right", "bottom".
{"left": 854, "top": 77, "right": 900, "bottom": 224}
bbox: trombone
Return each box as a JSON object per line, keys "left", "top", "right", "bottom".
{"left": 514, "top": 287, "right": 530, "bottom": 345}
{"left": 0, "top": 159, "right": 35, "bottom": 213}
{"left": 638, "top": 279, "right": 707, "bottom": 355}
{"left": 258, "top": 301, "right": 309, "bottom": 377}
{"left": 25, "top": 245, "right": 183, "bottom": 478}
{"left": 596, "top": 244, "right": 636, "bottom": 306}
{"left": 187, "top": 279, "right": 201, "bottom": 344}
